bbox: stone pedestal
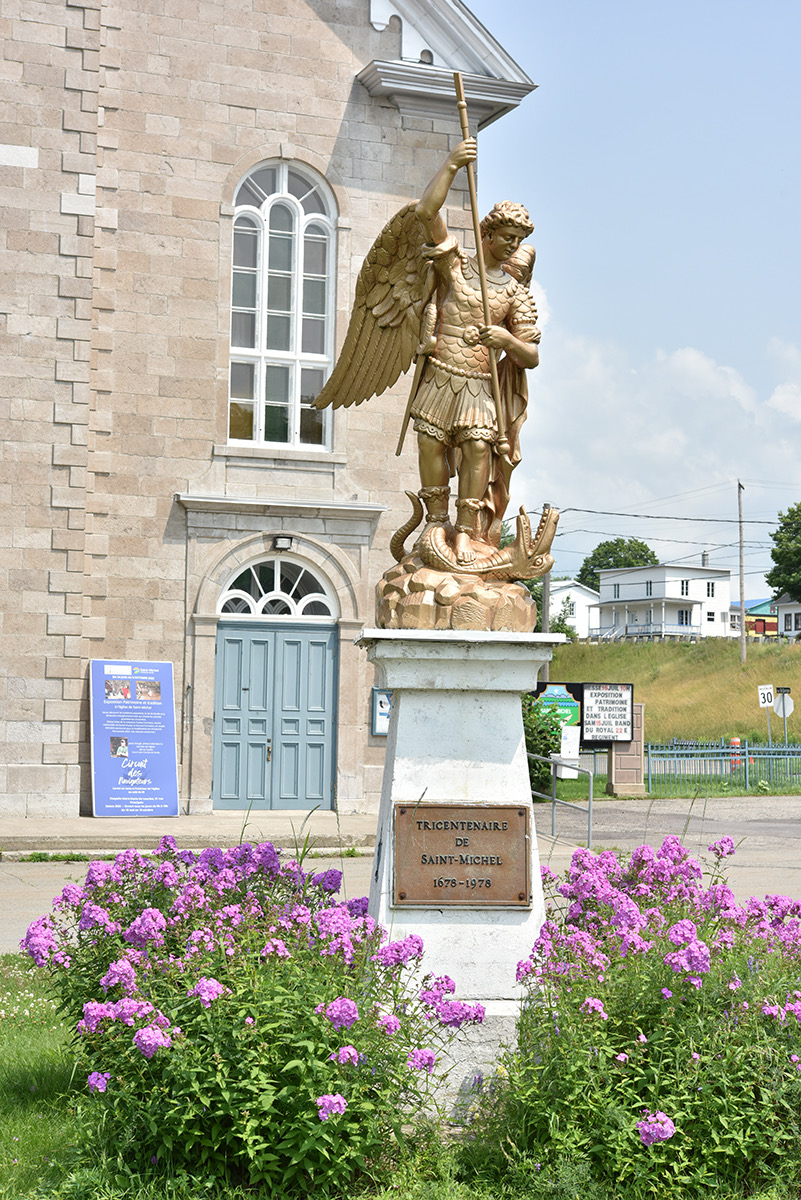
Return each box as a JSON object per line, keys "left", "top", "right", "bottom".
{"left": 357, "top": 629, "right": 563, "bottom": 1105}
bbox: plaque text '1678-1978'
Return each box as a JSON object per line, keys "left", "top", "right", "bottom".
{"left": 393, "top": 803, "right": 530, "bottom": 907}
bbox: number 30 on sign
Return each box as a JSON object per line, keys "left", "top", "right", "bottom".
{"left": 758, "top": 684, "right": 775, "bottom": 708}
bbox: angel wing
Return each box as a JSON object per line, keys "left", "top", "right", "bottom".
{"left": 313, "top": 202, "right": 434, "bottom": 411}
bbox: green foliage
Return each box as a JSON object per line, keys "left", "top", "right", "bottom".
{"left": 766, "top": 501, "right": 801, "bottom": 603}
{"left": 459, "top": 843, "right": 801, "bottom": 1199}
{"left": 576, "top": 538, "right": 659, "bottom": 593}
{"left": 22, "top": 842, "right": 482, "bottom": 1198}
{"left": 521, "top": 695, "right": 562, "bottom": 794}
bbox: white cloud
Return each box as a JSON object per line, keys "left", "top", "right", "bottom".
{"left": 507, "top": 316, "right": 801, "bottom": 590}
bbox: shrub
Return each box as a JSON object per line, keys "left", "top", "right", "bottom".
{"left": 522, "top": 694, "right": 563, "bottom": 795}
{"left": 22, "top": 838, "right": 484, "bottom": 1197}
{"left": 461, "top": 836, "right": 801, "bottom": 1198}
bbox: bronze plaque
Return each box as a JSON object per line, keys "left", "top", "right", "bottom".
{"left": 393, "top": 803, "right": 531, "bottom": 907}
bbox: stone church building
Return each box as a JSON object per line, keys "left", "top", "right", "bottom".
{"left": 1, "top": 0, "right": 534, "bottom": 818}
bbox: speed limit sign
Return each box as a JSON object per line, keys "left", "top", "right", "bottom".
{"left": 758, "top": 684, "right": 775, "bottom": 708}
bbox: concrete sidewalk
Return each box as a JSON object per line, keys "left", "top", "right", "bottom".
{"left": 2, "top": 795, "right": 800, "bottom": 955}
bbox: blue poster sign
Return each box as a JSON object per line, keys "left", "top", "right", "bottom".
{"left": 90, "top": 660, "right": 179, "bottom": 817}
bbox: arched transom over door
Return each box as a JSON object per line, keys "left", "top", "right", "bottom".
{"left": 212, "top": 558, "right": 338, "bottom": 810}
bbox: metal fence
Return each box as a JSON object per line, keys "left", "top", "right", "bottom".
{"left": 528, "top": 752, "right": 594, "bottom": 848}
{"left": 646, "top": 741, "right": 801, "bottom": 795}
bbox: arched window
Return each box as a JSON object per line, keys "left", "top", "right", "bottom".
{"left": 218, "top": 557, "right": 337, "bottom": 619}
{"left": 229, "top": 162, "right": 336, "bottom": 449}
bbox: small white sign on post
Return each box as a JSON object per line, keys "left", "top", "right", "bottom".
{"left": 774, "top": 694, "right": 794, "bottom": 719}
{"left": 758, "top": 684, "right": 775, "bottom": 708}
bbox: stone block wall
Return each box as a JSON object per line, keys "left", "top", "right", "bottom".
{"left": 1, "top": 0, "right": 487, "bottom": 816}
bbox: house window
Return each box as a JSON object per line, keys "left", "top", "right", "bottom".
{"left": 566, "top": 600, "right": 576, "bottom": 616}
{"left": 707, "top": 611, "right": 715, "bottom": 622}
{"left": 786, "top": 614, "right": 793, "bottom": 632}
{"left": 645, "top": 581, "right": 652, "bottom": 597}
{"left": 707, "top": 581, "right": 715, "bottom": 598}
{"left": 680, "top": 580, "right": 690, "bottom": 597}
{"left": 795, "top": 613, "right": 801, "bottom": 632}
{"left": 613, "top": 584, "right": 620, "bottom": 599}
{"left": 229, "top": 162, "right": 337, "bottom": 449}
{"left": 678, "top": 608, "right": 691, "bottom": 626}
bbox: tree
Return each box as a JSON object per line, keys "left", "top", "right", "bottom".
{"left": 766, "top": 502, "right": 801, "bottom": 602}
{"left": 577, "top": 537, "right": 659, "bottom": 593}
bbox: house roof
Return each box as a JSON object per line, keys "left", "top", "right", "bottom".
{"left": 549, "top": 578, "right": 599, "bottom": 600}
{"left": 358, "top": 0, "right": 535, "bottom": 128}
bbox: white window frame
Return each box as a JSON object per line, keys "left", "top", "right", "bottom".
{"left": 229, "top": 161, "right": 337, "bottom": 451}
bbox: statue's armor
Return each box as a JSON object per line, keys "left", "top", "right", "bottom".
{"left": 411, "top": 243, "right": 538, "bottom": 445}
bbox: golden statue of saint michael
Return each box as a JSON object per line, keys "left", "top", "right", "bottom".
{"left": 314, "top": 126, "right": 557, "bottom": 589}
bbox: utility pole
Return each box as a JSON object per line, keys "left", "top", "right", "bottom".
{"left": 738, "top": 480, "right": 746, "bottom": 664}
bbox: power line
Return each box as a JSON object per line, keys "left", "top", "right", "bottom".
{"left": 552, "top": 506, "right": 776, "bottom": 525}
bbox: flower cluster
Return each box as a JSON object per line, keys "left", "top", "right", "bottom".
{"left": 21, "top": 835, "right": 483, "bottom": 1195}
{"left": 637, "top": 1109, "right": 676, "bottom": 1146}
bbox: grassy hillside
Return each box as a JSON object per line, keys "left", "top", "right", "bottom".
{"left": 550, "top": 639, "right": 801, "bottom": 744}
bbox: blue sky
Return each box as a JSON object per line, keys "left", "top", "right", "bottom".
{"left": 465, "top": 0, "right": 801, "bottom": 596}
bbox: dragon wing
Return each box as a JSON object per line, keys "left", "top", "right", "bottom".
{"left": 313, "top": 202, "right": 433, "bottom": 411}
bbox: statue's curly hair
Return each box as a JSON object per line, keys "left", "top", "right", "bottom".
{"left": 480, "top": 201, "right": 534, "bottom": 239}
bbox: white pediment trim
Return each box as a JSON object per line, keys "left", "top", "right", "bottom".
{"left": 363, "top": 0, "right": 535, "bottom": 129}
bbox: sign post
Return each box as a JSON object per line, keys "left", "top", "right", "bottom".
{"left": 758, "top": 683, "right": 774, "bottom": 747}
{"left": 775, "top": 687, "right": 793, "bottom": 745}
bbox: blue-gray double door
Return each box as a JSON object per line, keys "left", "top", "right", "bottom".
{"left": 212, "top": 623, "right": 337, "bottom": 810}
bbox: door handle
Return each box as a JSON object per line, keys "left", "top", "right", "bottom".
{"left": 267, "top": 740, "right": 272, "bottom": 763}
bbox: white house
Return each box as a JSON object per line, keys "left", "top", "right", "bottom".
{"left": 774, "top": 593, "right": 801, "bottom": 638}
{"left": 548, "top": 580, "right": 598, "bottom": 640}
{"left": 589, "top": 563, "right": 736, "bottom": 641}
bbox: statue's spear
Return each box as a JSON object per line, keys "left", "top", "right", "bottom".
{"left": 453, "top": 71, "right": 510, "bottom": 460}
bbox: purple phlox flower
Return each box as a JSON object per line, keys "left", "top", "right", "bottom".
{"left": 708, "top": 836, "right": 736, "bottom": 859}
{"left": 316, "top": 1092, "right": 347, "bottom": 1121}
{"left": 311, "top": 868, "right": 343, "bottom": 894}
{"left": 133, "top": 1023, "right": 173, "bottom": 1058}
{"left": 376, "top": 1012, "right": 401, "bottom": 1036}
{"left": 728, "top": 976, "right": 742, "bottom": 991}
{"left": 78, "top": 903, "right": 121, "bottom": 935}
{"left": 323, "top": 997, "right": 359, "bottom": 1030}
{"left": 100, "top": 957, "right": 138, "bottom": 994}
{"left": 282, "top": 859, "right": 308, "bottom": 888}
{"left": 124, "top": 907, "right": 167, "bottom": 948}
{"left": 261, "top": 938, "right": 291, "bottom": 958}
{"left": 254, "top": 841, "right": 282, "bottom": 876}
{"left": 288, "top": 904, "right": 312, "bottom": 927}
{"left": 187, "top": 976, "right": 230, "bottom": 1008}
{"left": 329, "top": 1045, "right": 359, "bottom": 1066}
{"left": 52, "top": 882, "right": 87, "bottom": 910}
{"left": 637, "top": 1110, "right": 676, "bottom": 1146}
{"left": 87, "top": 1071, "right": 111, "bottom": 1094}
{"left": 407, "top": 1047, "right": 436, "bottom": 1073}
{"left": 154, "top": 834, "right": 179, "bottom": 857}
{"left": 661, "top": 988, "right": 673, "bottom": 1000}
{"left": 664, "top": 938, "right": 710, "bottom": 977}
{"left": 762, "top": 1003, "right": 784, "bottom": 1020}
{"left": 668, "top": 919, "right": 698, "bottom": 946}
{"left": 346, "top": 896, "right": 369, "bottom": 918}
{"left": 691, "top": 1051, "right": 700, "bottom": 1061}
{"left": 21, "top": 916, "right": 60, "bottom": 967}
{"left": 419, "top": 975, "right": 456, "bottom": 1005}
{"left": 615, "top": 1053, "right": 629, "bottom": 1063}
{"left": 638, "top": 1033, "right": 648, "bottom": 1043}
{"left": 541, "top": 863, "right": 558, "bottom": 884}
{"left": 245, "top": 1016, "right": 255, "bottom": 1026}
{"left": 430, "top": 998, "right": 486, "bottom": 1028}
{"left": 169, "top": 883, "right": 209, "bottom": 917}
{"left": 373, "top": 933, "right": 425, "bottom": 967}
{"left": 77, "top": 1000, "right": 116, "bottom": 1035}
{"left": 84, "top": 860, "right": 118, "bottom": 889}
{"left": 112, "top": 997, "right": 160, "bottom": 1025}
{"left": 581, "top": 997, "right": 608, "bottom": 1020}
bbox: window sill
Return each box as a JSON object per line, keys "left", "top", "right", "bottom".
{"left": 214, "top": 443, "right": 347, "bottom": 465}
